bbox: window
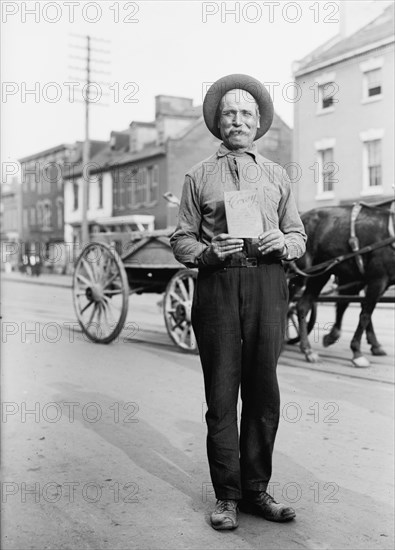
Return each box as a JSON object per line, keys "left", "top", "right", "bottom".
{"left": 30, "top": 206, "right": 36, "bottom": 226}
{"left": 56, "top": 198, "right": 63, "bottom": 228}
{"left": 314, "top": 72, "right": 337, "bottom": 114}
{"left": 365, "top": 69, "right": 382, "bottom": 97}
{"left": 112, "top": 170, "right": 120, "bottom": 209}
{"left": 319, "top": 83, "right": 335, "bottom": 110}
{"left": 22, "top": 163, "right": 38, "bottom": 192}
{"left": 36, "top": 202, "right": 43, "bottom": 226}
{"left": 366, "top": 140, "right": 381, "bottom": 187}
{"left": 29, "top": 171, "right": 36, "bottom": 192}
{"left": 313, "top": 138, "right": 337, "bottom": 200}
{"left": 124, "top": 167, "right": 138, "bottom": 207}
{"left": 42, "top": 161, "right": 59, "bottom": 194}
{"left": 146, "top": 165, "right": 159, "bottom": 206}
{"left": 117, "top": 170, "right": 125, "bottom": 209}
{"left": 360, "top": 57, "right": 383, "bottom": 103}
{"left": 41, "top": 159, "right": 49, "bottom": 194}
{"left": 22, "top": 165, "right": 28, "bottom": 191}
{"left": 73, "top": 180, "right": 79, "bottom": 211}
{"left": 43, "top": 201, "right": 51, "bottom": 229}
{"left": 360, "top": 129, "right": 384, "bottom": 195}
{"left": 23, "top": 208, "right": 28, "bottom": 229}
{"left": 97, "top": 174, "right": 103, "bottom": 209}
{"left": 134, "top": 168, "right": 146, "bottom": 207}
{"left": 321, "top": 149, "right": 336, "bottom": 193}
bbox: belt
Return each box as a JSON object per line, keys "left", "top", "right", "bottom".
{"left": 226, "top": 256, "right": 262, "bottom": 268}
{"left": 198, "top": 253, "right": 281, "bottom": 273}
{"left": 225, "top": 254, "right": 281, "bottom": 268}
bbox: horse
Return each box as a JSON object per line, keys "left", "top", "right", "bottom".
{"left": 289, "top": 200, "right": 395, "bottom": 367}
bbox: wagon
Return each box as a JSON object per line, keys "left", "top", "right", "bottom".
{"left": 72, "top": 229, "right": 198, "bottom": 352}
{"left": 72, "top": 200, "right": 394, "bottom": 353}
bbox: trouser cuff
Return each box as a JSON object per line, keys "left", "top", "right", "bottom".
{"left": 242, "top": 482, "right": 269, "bottom": 493}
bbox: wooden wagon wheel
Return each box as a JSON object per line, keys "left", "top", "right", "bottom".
{"left": 163, "top": 269, "right": 198, "bottom": 353}
{"left": 286, "top": 300, "right": 317, "bottom": 345}
{"left": 73, "top": 242, "right": 129, "bottom": 344}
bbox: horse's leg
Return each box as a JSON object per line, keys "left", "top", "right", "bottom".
{"left": 350, "top": 279, "right": 387, "bottom": 367}
{"left": 322, "top": 284, "right": 364, "bottom": 347}
{"left": 297, "top": 274, "right": 331, "bottom": 363}
{"left": 365, "top": 320, "right": 387, "bottom": 356}
{"left": 323, "top": 301, "right": 349, "bottom": 347}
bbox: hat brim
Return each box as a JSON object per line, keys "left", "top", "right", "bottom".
{"left": 203, "top": 74, "right": 274, "bottom": 141}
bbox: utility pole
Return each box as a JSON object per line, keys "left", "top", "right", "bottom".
{"left": 81, "top": 35, "right": 91, "bottom": 246}
{"left": 69, "top": 34, "right": 110, "bottom": 248}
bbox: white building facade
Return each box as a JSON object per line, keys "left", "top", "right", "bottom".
{"left": 293, "top": 5, "right": 394, "bottom": 212}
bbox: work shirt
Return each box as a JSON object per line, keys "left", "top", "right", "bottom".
{"left": 170, "top": 143, "right": 307, "bottom": 268}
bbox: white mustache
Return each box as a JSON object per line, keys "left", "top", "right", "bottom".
{"left": 230, "top": 129, "right": 248, "bottom": 135}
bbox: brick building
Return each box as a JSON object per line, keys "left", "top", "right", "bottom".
{"left": 0, "top": 178, "right": 21, "bottom": 271}
{"left": 19, "top": 140, "right": 106, "bottom": 270}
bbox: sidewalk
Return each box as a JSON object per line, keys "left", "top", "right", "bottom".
{"left": 1, "top": 270, "right": 72, "bottom": 288}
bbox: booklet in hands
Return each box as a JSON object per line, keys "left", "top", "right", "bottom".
{"left": 224, "top": 190, "right": 263, "bottom": 238}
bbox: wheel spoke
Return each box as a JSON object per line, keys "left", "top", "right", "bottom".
{"left": 189, "top": 328, "right": 196, "bottom": 349}
{"left": 76, "top": 273, "right": 91, "bottom": 287}
{"left": 104, "top": 271, "right": 120, "bottom": 290}
{"left": 179, "top": 323, "right": 189, "bottom": 344}
{"left": 80, "top": 300, "right": 94, "bottom": 315}
{"left": 169, "top": 290, "right": 184, "bottom": 304}
{"left": 87, "top": 302, "right": 99, "bottom": 328}
{"left": 96, "top": 301, "right": 103, "bottom": 332}
{"left": 81, "top": 257, "right": 96, "bottom": 283}
{"left": 187, "top": 277, "right": 194, "bottom": 300}
{"left": 99, "top": 301, "right": 113, "bottom": 335}
{"left": 176, "top": 279, "right": 189, "bottom": 301}
{"left": 100, "top": 256, "right": 112, "bottom": 282}
{"left": 173, "top": 318, "right": 185, "bottom": 330}
{"left": 102, "top": 297, "right": 117, "bottom": 326}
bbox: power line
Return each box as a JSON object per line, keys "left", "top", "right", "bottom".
{"left": 68, "top": 34, "right": 111, "bottom": 246}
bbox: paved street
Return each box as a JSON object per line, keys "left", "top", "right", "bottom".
{"left": 1, "top": 278, "right": 394, "bottom": 550}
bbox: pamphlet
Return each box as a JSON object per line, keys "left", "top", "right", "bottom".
{"left": 224, "top": 190, "right": 263, "bottom": 238}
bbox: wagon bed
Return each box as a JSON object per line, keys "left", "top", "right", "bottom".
{"left": 73, "top": 226, "right": 395, "bottom": 353}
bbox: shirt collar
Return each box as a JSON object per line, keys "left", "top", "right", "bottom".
{"left": 217, "top": 142, "right": 258, "bottom": 163}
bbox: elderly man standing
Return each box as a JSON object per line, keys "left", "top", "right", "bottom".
{"left": 170, "top": 74, "right": 306, "bottom": 531}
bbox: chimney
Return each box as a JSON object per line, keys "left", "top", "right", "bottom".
{"left": 155, "top": 95, "right": 200, "bottom": 144}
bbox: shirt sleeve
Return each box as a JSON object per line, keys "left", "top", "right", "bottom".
{"left": 277, "top": 172, "right": 307, "bottom": 261}
{"left": 170, "top": 175, "right": 208, "bottom": 268}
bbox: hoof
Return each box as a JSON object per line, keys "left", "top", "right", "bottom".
{"left": 352, "top": 356, "right": 370, "bottom": 368}
{"left": 322, "top": 330, "right": 340, "bottom": 348}
{"left": 305, "top": 351, "right": 320, "bottom": 363}
{"left": 323, "top": 335, "right": 336, "bottom": 348}
{"left": 371, "top": 346, "right": 387, "bottom": 356}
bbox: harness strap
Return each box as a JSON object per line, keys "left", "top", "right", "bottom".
{"left": 389, "top": 200, "right": 395, "bottom": 249}
{"left": 289, "top": 236, "right": 395, "bottom": 279}
{"left": 348, "top": 203, "right": 365, "bottom": 275}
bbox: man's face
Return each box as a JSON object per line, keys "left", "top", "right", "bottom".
{"left": 217, "top": 89, "right": 259, "bottom": 151}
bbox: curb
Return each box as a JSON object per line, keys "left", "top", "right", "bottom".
{"left": 2, "top": 276, "right": 72, "bottom": 289}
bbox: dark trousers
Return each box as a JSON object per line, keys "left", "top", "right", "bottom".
{"left": 192, "top": 262, "right": 288, "bottom": 500}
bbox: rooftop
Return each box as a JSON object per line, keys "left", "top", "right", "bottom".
{"left": 295, "top": 4, "right": 394, "bottom": 76}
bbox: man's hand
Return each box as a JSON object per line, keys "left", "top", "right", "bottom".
{"left": 202, "top": 234, "right": 244, "bottom": 264}
{"left": 258, "top": 229, "right": 286, "bottom": 256}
